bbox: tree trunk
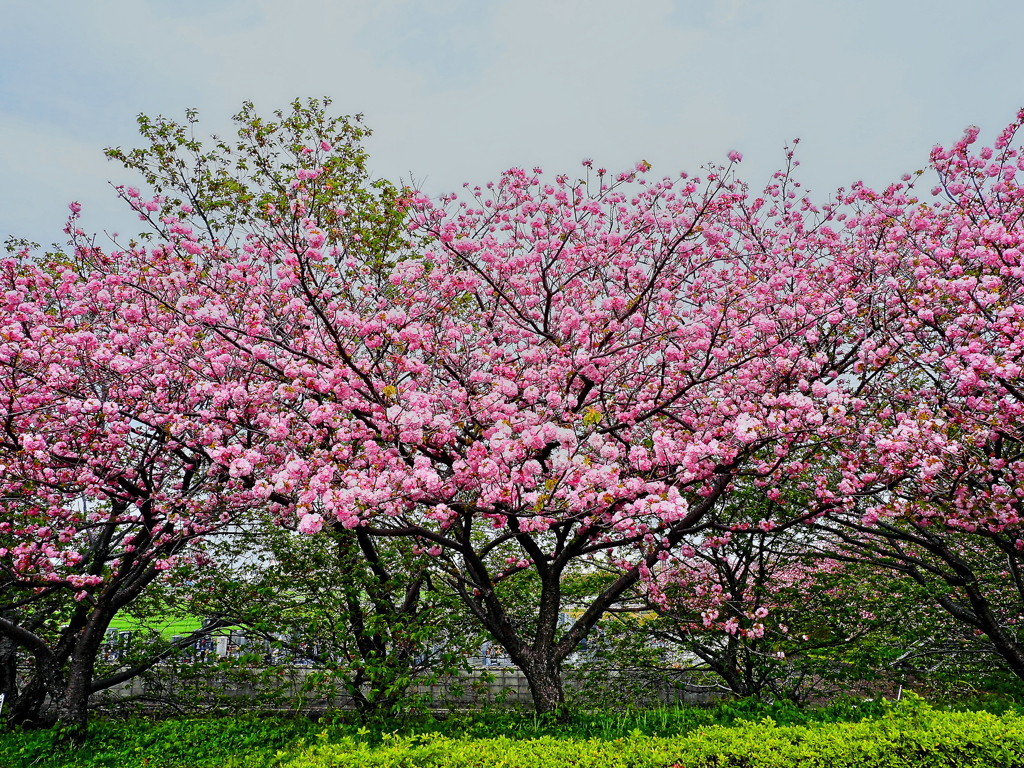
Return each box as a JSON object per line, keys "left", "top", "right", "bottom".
{"left": 51, "top": 630, "right": 104, "bottom": 746}
{"left": 968, "top": 610, "right": 1024, "bottom": 682}
{"left": 4, "top": 674, "right": 46, "bottom": 727}
{"left": 519, "top": 657, "right": 566, "bottom": 718}
{"left": 52, "top": 663, "right": 91, "bottom": 745}
{"left": 718, "top": 665, "right": 751, "bottom": 698}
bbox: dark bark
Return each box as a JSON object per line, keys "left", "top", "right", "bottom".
{"left": 518, "top": 655, "right": 566, "bottom": 716}
{"left": 0, "top": 550, "right": 176, "bottom": 739}
{"left": 430, "top": 474, "right": 736, "bottom": 714}
{"left": 52, "top": 669, "right": 90, "bottom": 745}
{"left": 703, "top": 645, "right": 754, "bottom": 699}
{"left": 35, "top": 616, "right": 107, "bottom": 743}
{"left": 932, "top": 560, "right": 1024, "bottom": 680}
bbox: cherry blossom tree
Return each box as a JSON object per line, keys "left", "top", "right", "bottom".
{"left": 0, "top": 241, "right": 267, "bottom": 740}
{"left": 0, "top": 98, "right": 464, "bottom": 740}
{"left": 120, "top": 143, "right": 893, "bottom": 715}
{"left": 633, "top": 514, "right": 960, "bottom": 702}
{"left": 641, "top": 531, "right": 861, "bottom": 700}
{"left": 820, "top": 110, "right": 1024, "bottom": 682}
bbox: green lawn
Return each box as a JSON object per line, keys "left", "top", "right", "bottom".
{"left": 107, "top": 615, "right": 204, "bottom": 640}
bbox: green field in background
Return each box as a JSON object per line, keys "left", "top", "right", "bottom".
{"left": 107, "top": 615, "right": 205, "bottom": 639}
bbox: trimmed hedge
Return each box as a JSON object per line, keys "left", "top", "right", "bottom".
{"left": 279, "top": 706, "right": 1024, "bottom": 767}
{"left": 0, "top": 716, "right": 319, "bottom": 768}
{"left": 3, "top": 698, "right": 1023, "bottom": 767}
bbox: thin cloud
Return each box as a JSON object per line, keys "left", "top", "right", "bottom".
{"left": 2, "top": 0, "right": 1021, "bottom": 244}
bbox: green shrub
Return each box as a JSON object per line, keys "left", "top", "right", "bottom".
{"left": 278, "top": 701, "right": 1024, "bottom": 768}
{"left": 4, "top": 696, "right": 1023, "bottom": 768}
{"left": 0, "top": 716, "right": 319, "bottom": 768}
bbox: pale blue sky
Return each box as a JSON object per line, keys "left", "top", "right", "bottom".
{"left": 2, "top": 0, "right": 1023, "bottom": 246}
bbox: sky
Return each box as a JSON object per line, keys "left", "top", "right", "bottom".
{"left": 2, "top": 0, "right": 1023, "bottom": 248}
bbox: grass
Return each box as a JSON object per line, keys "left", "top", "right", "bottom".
{"left": 107, "top": 615, "right": 204, "bottom": 640}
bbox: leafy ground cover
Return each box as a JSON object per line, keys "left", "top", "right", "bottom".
{"left": 2, "top": 696, "right": 1022, "bottom": 768}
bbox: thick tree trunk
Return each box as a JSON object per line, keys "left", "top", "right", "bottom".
{"left": 13, "top": 659, "right": 63, "bottom": 729}
{"left": 53, "top": 659, "right": 92, "bottom": 745}
{"left": 48, "top": 625, "right": 106, "bottom": 745}
{"left": 519, "top": 657, "right": 566, "bottom": 717}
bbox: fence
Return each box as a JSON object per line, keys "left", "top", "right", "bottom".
{"left": 100, "top": 629, "right": 600, "bottom": 670}
{"left": 93, "top": 627, "right": 721, "bottom": 712}
{"left": 94, "top": 664, "right": 721, "bottom": 712}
